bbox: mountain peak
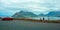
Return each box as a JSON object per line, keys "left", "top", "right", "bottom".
{"left": 12, "top": 11, "right": 37, "bottom": 18}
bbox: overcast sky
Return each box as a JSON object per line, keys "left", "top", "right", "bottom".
{"left": 0, "top": 0, "right": 60, "bottom": 17}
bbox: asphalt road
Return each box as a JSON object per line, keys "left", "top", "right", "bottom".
{"left": 0, "top": 20, "right": 60, "bottom": 30}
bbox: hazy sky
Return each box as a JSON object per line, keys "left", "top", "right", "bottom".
{"left": 0, "top": 0, "right": 60, "bottom": 17}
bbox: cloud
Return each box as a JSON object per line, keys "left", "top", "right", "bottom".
{"left": 0, "top": 0, "right": 60, "bottom": 17}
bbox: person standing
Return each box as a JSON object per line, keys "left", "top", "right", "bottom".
{"left": 43, "top": 17, "right": 45, "bottom": 23}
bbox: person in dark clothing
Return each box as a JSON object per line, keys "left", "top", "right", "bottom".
{"left": 43, "top": 17, "right": 44, "bottom": 20}
{"left": 43, "top": 17, "right": 45, "bottom": 23}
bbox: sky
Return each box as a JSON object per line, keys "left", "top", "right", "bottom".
{"left": 0, "top": 0, "right": 60, "bottom": 17}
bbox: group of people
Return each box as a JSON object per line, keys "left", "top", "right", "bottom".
{"left": 40, "top": 17, "right": 45, "bottom": 22}
{"left": 40, "top": 17, "right": 45, "bottom": 20}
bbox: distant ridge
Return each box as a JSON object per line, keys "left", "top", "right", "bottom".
{"left": 46, "top": 11, "right": 60, "bottom": 17}
{"left": 12, "top": 11, "right": 60, "bottom": 18}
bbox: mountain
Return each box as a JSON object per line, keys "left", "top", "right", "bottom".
{"left": 46, "top": 11, "right": 60, "bottom": 17}
{"left": 38, "top": 14, "right": 45, "bottom": 17}
{"left": 12, "top": 11, "right": 37, "bottom": 18}
{"left": 12, "top": 12, "right": 24, "bottom": 18}
{"left": 38, "top": 11, "right": 60, "bottom": 17}
{"left": 12, "top": 11, "right": 60, "bottom": 18}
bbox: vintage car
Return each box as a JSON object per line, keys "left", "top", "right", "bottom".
{"left": 2, "top": 17, "right": 13, "bottom": 21}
